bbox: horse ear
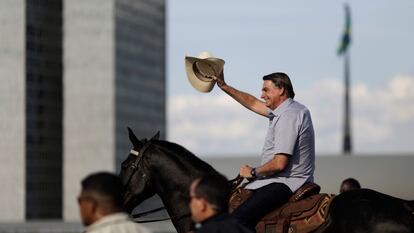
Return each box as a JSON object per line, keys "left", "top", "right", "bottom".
{"left": 151, "top": 131, "right": 160, "bottom": 140}
{"left": 127, "top": 127, "right": 140, "bottom": 147}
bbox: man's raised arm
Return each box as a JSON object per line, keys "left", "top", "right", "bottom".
{"left": 214, "top": 71, "right": 268, "bottom": 117}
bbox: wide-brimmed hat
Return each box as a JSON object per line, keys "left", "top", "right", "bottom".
{"left": 185, "top": 52, "right": 225, "bottom": 93}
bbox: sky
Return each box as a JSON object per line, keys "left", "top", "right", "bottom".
{"left": 166, "top": 1, "right": 414, "bottom": 157}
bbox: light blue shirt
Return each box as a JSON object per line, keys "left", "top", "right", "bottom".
{"left": 245, "top": 98, "right": 315, "bottom": 192}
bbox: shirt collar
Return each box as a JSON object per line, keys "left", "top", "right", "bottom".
{"left": 269, "top": 98, "right": 294, "bottom": 117}
{"left": 85, "top": 212, "right": 129, "bottom": 232}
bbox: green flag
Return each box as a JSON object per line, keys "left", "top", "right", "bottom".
{"left": 337, "top": 4, "right": 351, "bottom": 55}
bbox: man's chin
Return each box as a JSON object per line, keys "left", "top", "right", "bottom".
{"left": 265, "top": 102, "right": 273, "bottom": 109}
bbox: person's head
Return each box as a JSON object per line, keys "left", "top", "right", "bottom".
{"left": 189, "top": 172, "right": 229, "bottom": 223}
{"left": 340, "top": 178, "right": 361, "bottom": 193}
{"left": 78, "top": 172, "right": 124, "bottom": 226}
{"left": 261, "top": 72, "right": 295, "bottom": 109}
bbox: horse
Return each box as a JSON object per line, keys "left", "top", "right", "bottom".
{"left": 119, "top": 129, "right": 414, "bottom": 233}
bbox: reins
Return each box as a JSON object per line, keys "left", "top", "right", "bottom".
{"left": 132, "top": 206, "right": 166, "bottom": 218}
{"left": 131, "top": 175, "right": 244, "bottom": 223}
{"left": 131, "top": 206, "right": 191, "bottom": 223}
{"left": 229, "top": 174, "right": 244, "bottom": 192}
{"left": 129, "top": 174, "right": 244, "bottom": 223}
{"left": 131, "top": 206, "right": 170, "bottom": 223}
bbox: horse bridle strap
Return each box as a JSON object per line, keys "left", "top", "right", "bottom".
{"left": 132, "top": 209, "right": 191, "bottom": 223}
{"left": 131, "top": 206, "right": 170, "bottom": 223}
{"left": 132, "top": 217, "right": 172, "bottom": 223}
{"left": 132, "top": 206, "right": 166, "bottom": 218}
{"left": 123, "top": 138, "right": 155, "bottom": 189}
{"left": 129, "top": 149, "right": 139, "bottom": 156}
{"left": 131, "top": 139, "right": 153, "bottom": 167}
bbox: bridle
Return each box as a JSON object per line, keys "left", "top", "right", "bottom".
{"left": 122, "top": 138, "right": 154, "bottom": 190}
{"left": 122, "top": 136, "right": 191, "bottom": 223}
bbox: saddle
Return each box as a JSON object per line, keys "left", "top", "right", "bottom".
{"left": 229, "top": 182, "right": 334, "bottom": 233}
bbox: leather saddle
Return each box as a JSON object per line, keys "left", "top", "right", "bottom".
{"left": 229, "top": 182, "right": 334, "bottom": 233}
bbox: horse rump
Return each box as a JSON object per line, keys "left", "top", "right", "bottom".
{"left": 318, "top": 189, "right": 414, "bottom": 233}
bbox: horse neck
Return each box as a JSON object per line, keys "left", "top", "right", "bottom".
{"left": 146, "top": 147, "right": 211, "bottom": 233}
{"left": 148, "top": 148, "right": 212, "bottom": 194}
{"left": 149, "top": 143, "right": 214, "bottom": 185}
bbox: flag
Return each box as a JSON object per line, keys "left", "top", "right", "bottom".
{"left": 337, "top": 4, "right": 351, "bottom": 55}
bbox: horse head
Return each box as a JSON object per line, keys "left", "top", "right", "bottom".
{"left": 119, "top": 127, "right": 160, "bottom": 213}
{"left": 119, "top": 128, "right": 219, "bottom": 233}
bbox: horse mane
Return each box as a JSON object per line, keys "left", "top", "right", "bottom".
{"left": 152, "top": 139, "right": 216, "bottom": 174}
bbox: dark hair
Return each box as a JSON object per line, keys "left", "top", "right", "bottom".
{"left": 342, "top": 178, "right": 361, "bottom": 188}
{"left": 194, "top": 172, "right": 229, "bottom": 213}
{"left": 263, "top": 72, "right": 295, "bottom": 99}
{"left": 81, "top": 172, "right": 124, "bottom": 207}
{"left": 340, "top": 177, "right": 361, "bottom": 193}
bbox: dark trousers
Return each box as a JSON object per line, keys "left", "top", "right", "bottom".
{"left": 231, "top": 182, "right": 293, "bottom": 232}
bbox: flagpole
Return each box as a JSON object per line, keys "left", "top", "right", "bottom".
{"left": 338, "top": 3, "right": 352, "bottom": 155}
{"left": 343, "top": 49, "right": 352, "bottom": 154}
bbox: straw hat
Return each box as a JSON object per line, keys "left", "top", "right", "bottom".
{"left": 185, "top": 52, "right": 225, "bottom": 93}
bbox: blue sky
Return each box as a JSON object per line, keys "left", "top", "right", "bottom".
{"left": 166, "top": 1, "right": 414, "bottom": 157}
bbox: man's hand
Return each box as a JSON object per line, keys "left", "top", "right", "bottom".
{"left": 240, "top": 165, "right": 254, "bottom": 178}
{"left": 212, "top": 69, "right": 226, "bottom": 88}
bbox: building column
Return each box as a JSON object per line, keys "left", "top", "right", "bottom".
{"left": 63, "top": 0, "right": 115, "bottom": 221}
{"left": 0, "top": 0, "right": 26, "bottom": 221}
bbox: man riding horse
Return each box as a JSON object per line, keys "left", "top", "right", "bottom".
{"left": 185, "top": 53, "right": 316, "bottom": 232}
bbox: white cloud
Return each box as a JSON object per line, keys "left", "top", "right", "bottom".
{"left": 168, "top": 94, "right": 266, "bottom": 156}
{"left": 168, "top": 75, "right": 414, "bottom": 156}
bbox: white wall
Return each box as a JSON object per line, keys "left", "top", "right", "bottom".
{"left": 0, "top": 0, "right": 25, "bottom": 221}
{"left": 64, "top": 0, "right": 116, "bottom": 221}
{"left": 205, "top": 155, "right": 414, "bottom": 200}
{"left": 314, "top": 155, "right": 414, "bottom": 199}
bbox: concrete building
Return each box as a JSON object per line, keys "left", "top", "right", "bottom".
{"left": 26, "top": 0, "right": 63, "bottom": 219}
{"left": 64, "top": 0, "right": 166, "bottom": 221}
{"left": 0, "top": 0, "right": 166, "bottom": 221}
{"left": 0, "top": 0, "right": 26, "bottom": 222}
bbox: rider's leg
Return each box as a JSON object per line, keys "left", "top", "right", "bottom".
{"left": 231, "top": 182, "right": 292, "bottom": 232}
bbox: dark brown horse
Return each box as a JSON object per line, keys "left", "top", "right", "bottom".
{"left": 120, "top": 129, "right": 414, "bottom": 233}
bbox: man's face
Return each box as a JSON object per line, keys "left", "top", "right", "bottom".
{"left": 189, "top": 179, "right": 204, "bottom": 223}
{"left": 77, "top": 191, "right": 96, "bottom": 226}
{"left": 261, "top": 80, "right": 284, "bottom": 110}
